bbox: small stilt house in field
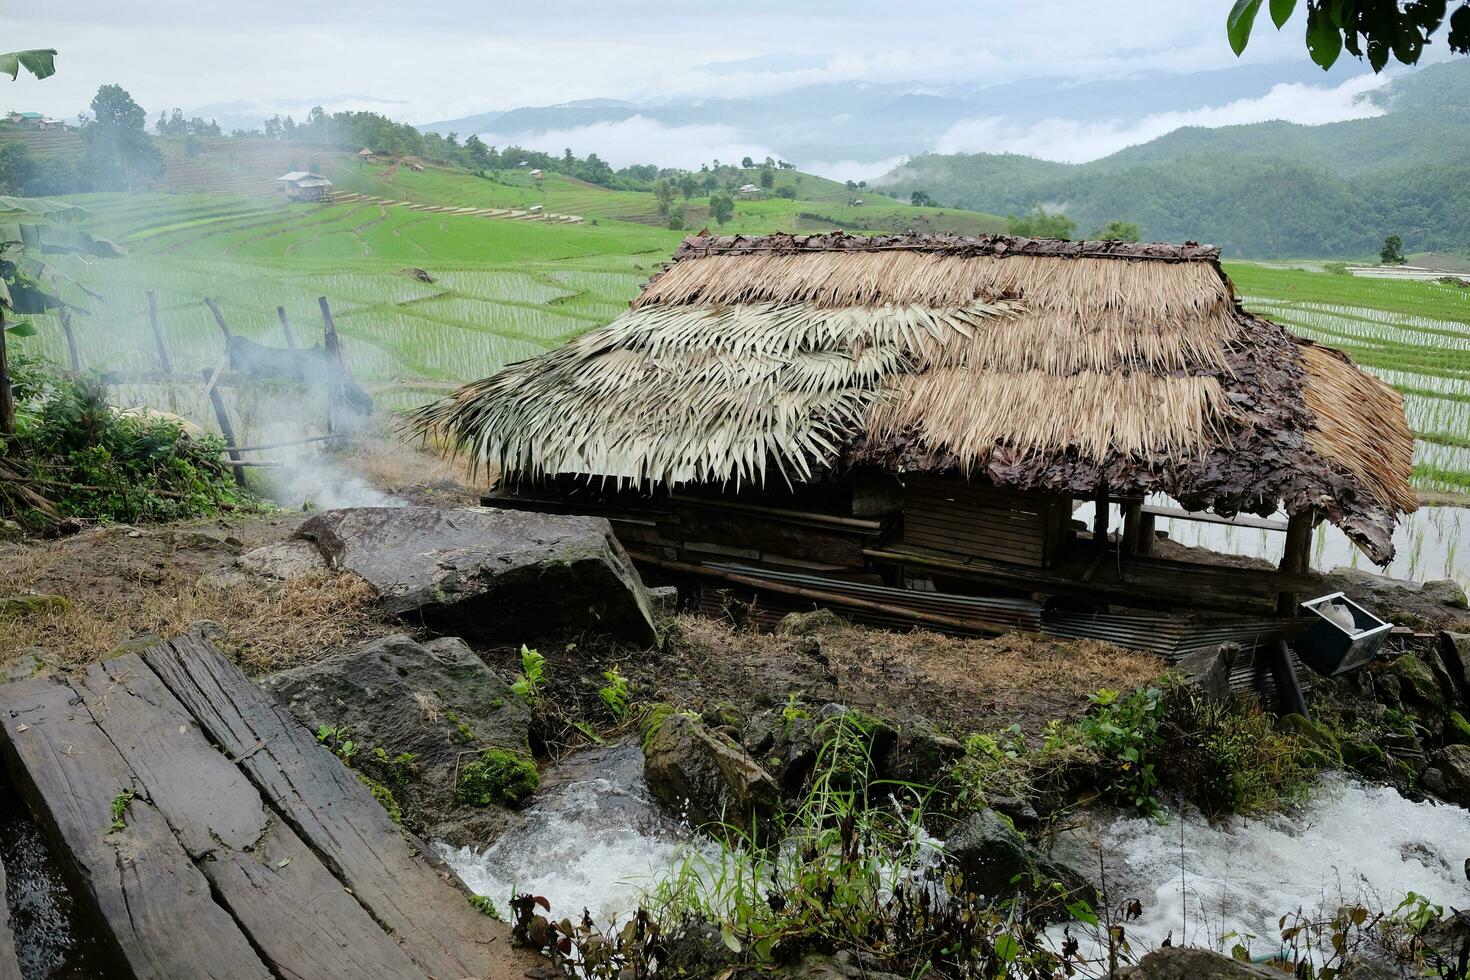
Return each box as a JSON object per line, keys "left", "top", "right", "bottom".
{"left": 276, "top": 171, "right": 334, "bottom": 202}
{"left": 412, "top": 232, "right": 1417, "bottom": 656}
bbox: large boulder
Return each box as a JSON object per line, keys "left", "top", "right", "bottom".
{"left": 293, "top": 506, "right": 656, "bottom": 644}
{"left": 263, "top": 633, "right": 534, "bottom": 843}
{"left": 643, "top": 712, "right": 780, "bottom": 838}
{"left": 1321, "top": 567, "right": 1469, "bottom": 631}
{"left": 1423, "top": 744, "right": 1470, "bottom": 807}
{"left": 1119, "top": 948, "right": 1287, "bottom": 978}
{"left": 945, "top": 809, "right": 1094, "bottom": 917}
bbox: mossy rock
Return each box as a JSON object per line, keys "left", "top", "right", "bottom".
{"left": 1385, "top": 654, "right": 1447, "bottom": 715}
{"left": 0, "top": 594, "right": 70, "bottom": 618}
{"left": 1340, "top": 738, "right": 1387, "bottom": 771}
{"left": 456, "top": 748, "right": 539, "bottom": 807}
{"left": 1447, "top": 710, "right": 1470, "bottom": 746}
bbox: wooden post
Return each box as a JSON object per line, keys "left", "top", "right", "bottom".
{"left": 1268, "top": 639, "right": 1311, "bottom": 718}
{"left": 202, "top": 368, "right": 247, "bottom": 487}
{"left": 1136, "top": 509, "right": 1156, "bottom": 557}
{"left": 1277, "top": 508, "right": 1316, "bottom": 614}
{"left": 204, "top": 297, "right": 232, "bottom": 341}
{"left": 0, "top": 307, "right": 14, "bottom": 437}
{"left": 1121, "top": 498, "right": 1144, "bottom": 558}
{"left": 318, "top": 296, "right": 344, "bottom": 433}
{"left": 276, "top": 306, "right": 297, "bottom": 350}
{"left": 146, "top": 291, "right": 173, "bottom": 374}
{"left": 1092, "top": 485, "right": 1110, "bottom": 554}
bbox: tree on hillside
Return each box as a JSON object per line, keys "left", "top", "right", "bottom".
{"left": 741, "top": 156, "right": 755, "bottom": 169}
{"left": 709, "top": 192, "right": 735, "bottom": 226}
{"left": 1227, "top": 0, "right": 1468, "bottom": 71}
{"left": 1380, "top": 233, "right": 1407, "bottom": 264}
{"left": 82, "top": 84, "right": 163, "bottom": 191}
{"left": 653, "top": 178, "right": 677, "bottom": 217}
{"left": 910, "top": 189, "right": 935, "bottom": 207}
{"left": 759, "top": 168, "right": 774, "bottom": 190}
{"left": 1090, "top": 220, "right": 1143, "bottom": 241}
{"left": 668, "top": 210, "right": 685, "bottom": 231}
{"left": 463, "top": 135, "right": 491, "bottom": 171}
{"left": 679, "top": 174, "right": 698, "bottom": 199}
{"left": 702, "top": 172, "right": 718, "bottom": 194}
{"left": 1008, "top": 207, "right": 1077, "bottom": 240}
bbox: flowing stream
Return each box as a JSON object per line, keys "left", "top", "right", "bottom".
{"left": 439, "top": 754, "right": 1470, "bottom": 958}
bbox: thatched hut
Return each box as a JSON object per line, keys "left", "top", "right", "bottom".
{"left": 412, "top": 232, "right": 1416, "bottom": 626}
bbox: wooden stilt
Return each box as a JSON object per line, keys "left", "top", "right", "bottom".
{"left": 146, "top": 291, "right": 173, "bottom": 373}
{"left": 1092, "top": 485, "right": 1110, "bottom": 554}
{"left": 1277, "top": 509, "right": 1315, "bottom": 614}
{"left": 202, "top": 368, "right": 248, "bottom": 487}
{"left": 276, "top": 306, "right": 296, "bottom": 349}
{"left": 1269, "top": 639, "right": 1310, "bottom": 718}
{"left": 1121, "top": 498, "right": 1144, "bottom": 557}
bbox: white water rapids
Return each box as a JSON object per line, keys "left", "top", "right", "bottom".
{"left": 440, "top": 754, "right": 1470, "bottom": 956}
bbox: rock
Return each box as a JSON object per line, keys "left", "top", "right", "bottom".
{"left": 1447, "top": 710, "right": 1470, "bottom": 746}
{"left": 1, "top": 650, "right": 53, "bottom": 683}
{"left": 888, "top": 717, "right": 964, "bottom": 788}
{"left": 1119, "top": 948, "right": 1288, "bottom": 978}
{"left": 1322, "top": 567, "right": 1469, "bottom": 631}
{"left": 0, "top": 593, "right": 69, "bottom": 618}
{"left": 1426, "top": 744, "right": 1470, "bottom": 807}
{"left": 642, "top": 713, "right": 780, "bottom": 838}
{"left": 945, "top": 809, "right": 1093, "bottom": 915}
{"left": 294, "top": 507, "right": 656, "bottom": 644}
{"left": 0, "top": 518, "right": 23, "bottom": 543}
{"left": 775, "top": 608, "right": 847, "bottom": 637}
{"left": 263, "top": 633, "right": 532, "bottom": 840}
{"left": 1382, "top": 653, "right": 1447, "bottom": 716}
{"left": 1439, "top": 632, "right": 1470, "bottom": 702}
{"left": 647, "top": 584, "right": 679, "bottom": 620}
{"left": 1422, "top": 910, "right": 1470, "bottom": 970}
{"left": 780, "top": 953, "right": 903, "bottom": 980}
{"left": 1173, "top": 643, "right": 1237, "bottom": 703}
{"left": 1335, "top": 959, "right": 1399, "bottom": 980}
{"left": 237, "top": 539, "right": 328, "bottom": 580}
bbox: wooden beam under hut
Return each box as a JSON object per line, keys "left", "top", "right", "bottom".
{"left": 1277, "top": 508, "right": 1317, "bottom": 614}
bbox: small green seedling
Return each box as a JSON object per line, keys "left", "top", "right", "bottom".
{"left": 109, "top": 789, "right": 137, "bottom": 834}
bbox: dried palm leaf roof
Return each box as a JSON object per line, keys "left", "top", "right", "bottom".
{"left": 409, "top": 232, "right": 1418, "bottom": 563}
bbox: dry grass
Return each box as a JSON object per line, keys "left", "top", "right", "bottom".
{"left": 0, "top": 523, "right": 386, "bottom": 676}
{"left": 670, "top": 613, "right": 1164, "bottom": 735}
{"left": 1300, "top": 341, "right": 1420, "bottom": 513}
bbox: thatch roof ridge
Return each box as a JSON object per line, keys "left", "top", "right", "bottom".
{"left": 669, "top": 231, "right": 1223, "bottom": 264}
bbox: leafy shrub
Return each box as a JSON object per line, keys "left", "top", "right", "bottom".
{"left": 511, "top": 644, "right": 546, "bottom": 705}
{"left": 1077, "top": 686, "right": 1166, "bottom": 815}
{"left": 598, "top": 665, "right": 630, "bottom": 721}
{"left": 1162, "top": 693, "right": 1317, "bottom": 817}
{"left": 457, "top": 747, "right": 539, "bottom": 806}
{"left": 2, "top": 365, "right": 258, "bottom": 529}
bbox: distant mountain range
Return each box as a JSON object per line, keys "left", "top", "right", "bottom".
{"left": 874, "top": 60, "right": 1470, "bottom": 258}
{"left": 416, "top": 60, "right": 1384, "bottom": 170}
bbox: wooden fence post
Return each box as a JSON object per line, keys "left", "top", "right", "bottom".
{"left": 204, "top": 298, "right": 232, "bottom": 342}
{"left": 201, "top": 368, "right": 247, "bottom": 488}
{"left": 318, "top": 296, "right": 344, "bottom": 433}
{"left": 146, "top": 291, "right": 173, "bottom": 374}
{"left": 1277, "top": 508, "right": 1316, "bottom": 614}
{"left": 276, "top": 306, "right": 297, "bottom": 350}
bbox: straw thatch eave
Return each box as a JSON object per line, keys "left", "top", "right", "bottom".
{"left": 408, "top": 232, "right": 1417, "bottom": 564}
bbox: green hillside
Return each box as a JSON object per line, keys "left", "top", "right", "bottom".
{"left": 877, "top": 60, "right": 1470, "bottom": 259}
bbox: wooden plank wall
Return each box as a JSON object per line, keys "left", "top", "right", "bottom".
{"left": 902, "top": 475, "right": 1071, "bottom": 567}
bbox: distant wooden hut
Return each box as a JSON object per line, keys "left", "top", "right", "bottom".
{"left": 530, "top": 169, "right": 545, "bottom": 182}
{"left": 412, "top": 232, "right": 1417, "bottom": 639}
{"left": 737, "top": 183, "right": 762, "bottom": 199}
{"left": 357, "top": 147, "right": 375, "bottom": 159}
{"left": 276, "top": 171, "right": 334, "bottom": 202}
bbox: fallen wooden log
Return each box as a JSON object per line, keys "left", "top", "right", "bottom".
{"left": 0, "top": 674, "right": 273, "bottom": 980}
{"left": 143, "top": 637, "right": 522, "bottom": 980}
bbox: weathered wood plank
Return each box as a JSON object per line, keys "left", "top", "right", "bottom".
{"left": 142, "top": 637, "right": 530, "bottom": 980}
{"left": 0, "top": 836, "right": 20, "bottom": 980}
{"left": 77, "top": 656, "right": 430, "bottom": 980}
{"left": 0, "top": 674, "right": 273, "bottom": 980}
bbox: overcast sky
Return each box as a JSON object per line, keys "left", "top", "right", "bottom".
{"left": 2, "top": 1, "right": 1445, "bottom": 174}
